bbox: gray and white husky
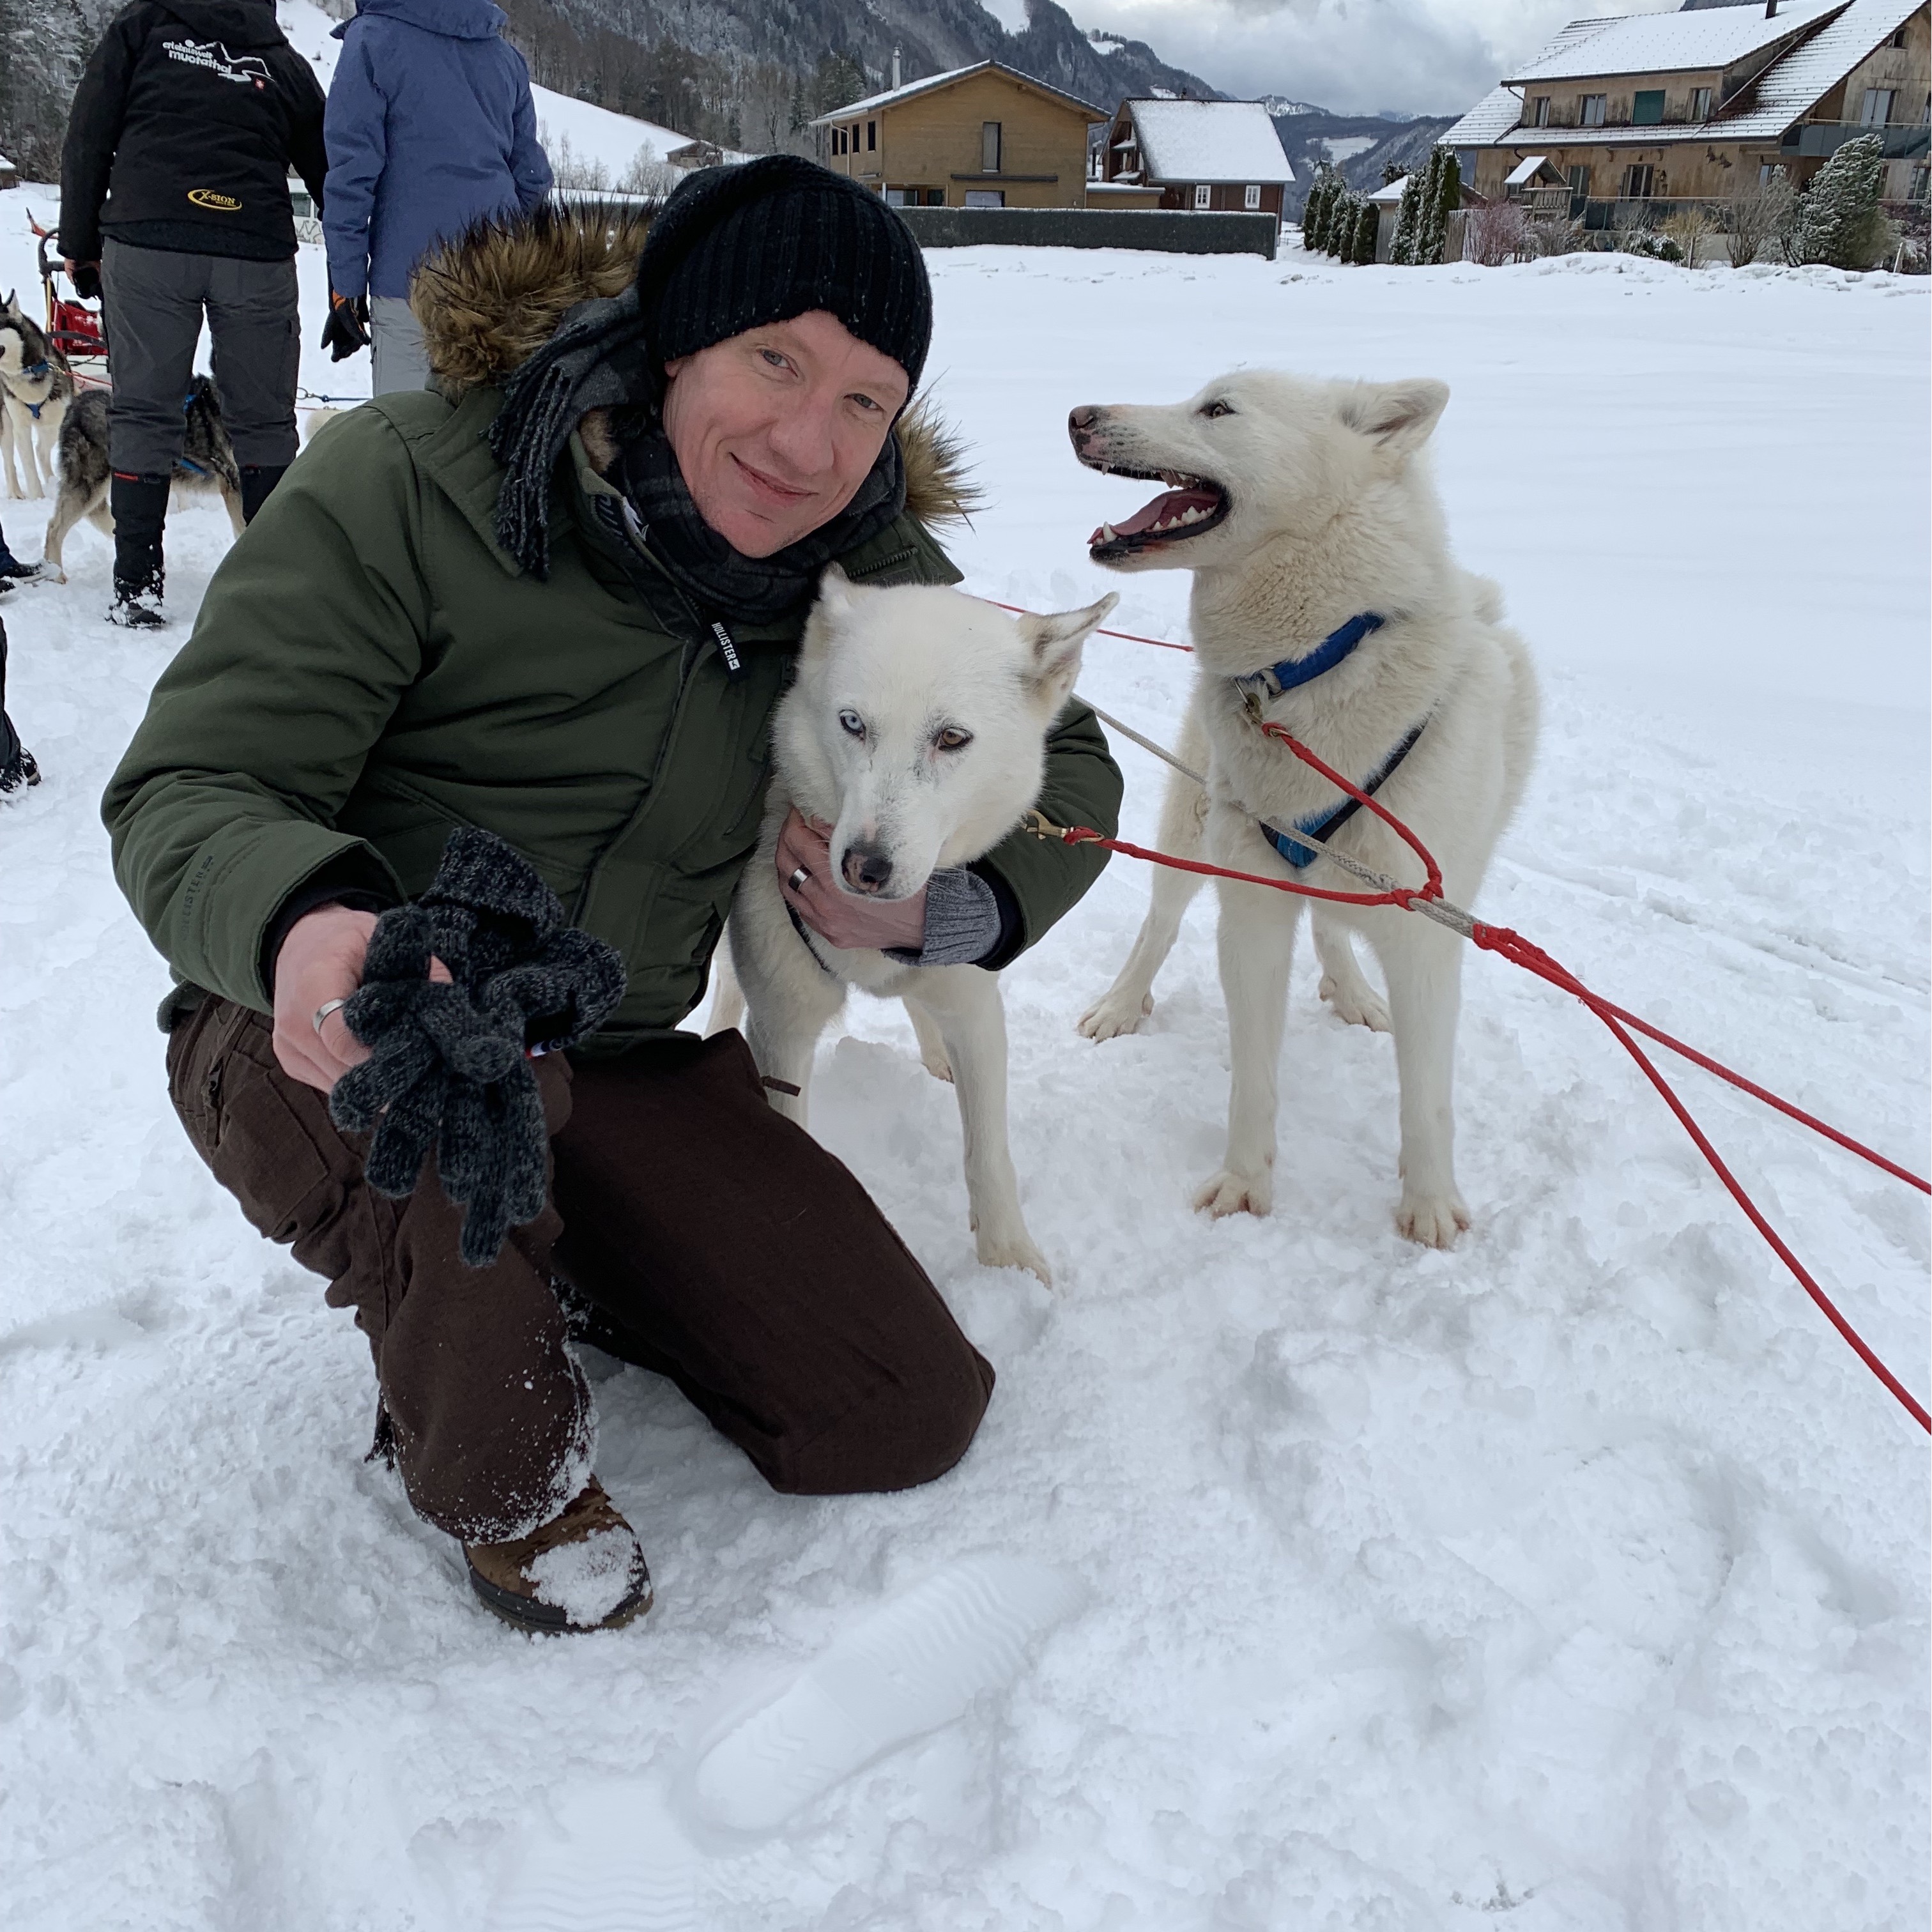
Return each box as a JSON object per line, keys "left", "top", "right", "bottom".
{"left": 40, "top": 376, "right": 243, "bottom": 581}
{"left": 710, "top": 567, "right": 1116, "bottom": 1284}
{"left": 0, "top": 292, "right": 73, "bottom": 500}
{"left": 1071, "top": 372, "right": 1539, "bottom": 1247}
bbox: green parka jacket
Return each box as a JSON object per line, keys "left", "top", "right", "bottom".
{"left": 102, "top": 210, "right": 1121, "bottom": 1057}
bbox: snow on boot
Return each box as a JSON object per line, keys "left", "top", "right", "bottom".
{"left": 107, "top": 578, "right": 167, "bottom": 629}
{"left": 1, "top": 742, "right": 41, "bottom": 797}
{"left": 109, "top": 473, "right": 171, "bottom": 628}
{"left": 464, "top": 1477, "right": 652, "bottom": 1634}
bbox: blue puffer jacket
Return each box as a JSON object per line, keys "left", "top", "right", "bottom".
{"left": 322, "top": 0, "right": 552, "bottom": 303}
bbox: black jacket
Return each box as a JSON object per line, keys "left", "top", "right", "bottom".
{"left": 59, "top": 0, "right": 328, "bottom": 263}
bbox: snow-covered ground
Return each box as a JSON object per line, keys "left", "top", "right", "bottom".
{"left": 1, "top": 185, "right": 1926, "bottom": 1931}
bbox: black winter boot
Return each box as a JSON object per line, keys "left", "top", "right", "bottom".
{"left": 109, "top": 472, "right": 171, "bottom": 629}
{"left": 240, "top": 463, "right": 289, "bottom": 525}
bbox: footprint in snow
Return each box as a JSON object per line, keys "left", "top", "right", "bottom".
{"left": 680, "top": 1553, "right": 1087, "bottom": 1838}
{"left": 486, "top": 1554, "right": 1083, "bottom": 1928}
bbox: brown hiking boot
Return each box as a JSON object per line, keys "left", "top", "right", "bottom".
{"left": 464, "top": 1478, "right": 653, "bottom": 1634}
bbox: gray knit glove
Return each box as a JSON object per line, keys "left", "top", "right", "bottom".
{"left": 885, "top": 866, "right": 1004, "bottom": 968}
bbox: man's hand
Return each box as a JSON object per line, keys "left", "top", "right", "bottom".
{"left": 65, "top": 258, "right": 102, "bottom": 300}
{"left": 776, "top": 808, "right": 928, "bottom": 954}
{"left": 272, "top": 903, "right": 452, "bottom": 1092}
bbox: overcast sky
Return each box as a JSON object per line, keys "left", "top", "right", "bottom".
{"left": 1011, "top": 0, "right": 1687, "bottom": 119}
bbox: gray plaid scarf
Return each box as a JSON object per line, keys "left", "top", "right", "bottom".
{"left": 613, "top": 424, "right": 906, "bottom": 625}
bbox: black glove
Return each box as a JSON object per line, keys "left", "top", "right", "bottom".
{"left": 319, "top": 290, "right": 371, "bottom": 362}
{"left": 72, "top": 260, "right": 102, "bottom": 302}
{"left": 327, "top": 829, "right": 627, "bottom": 1267}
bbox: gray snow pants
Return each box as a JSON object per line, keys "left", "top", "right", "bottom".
{"left": 369, "top": 296, "right": 432, "bottom": 395}
{"left": 101, "top": 239, "right": 300, "bottom": 474}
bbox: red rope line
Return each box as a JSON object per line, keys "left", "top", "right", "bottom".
{"left": 1015, "top": 602, "right": 1929, "bottom": 1430}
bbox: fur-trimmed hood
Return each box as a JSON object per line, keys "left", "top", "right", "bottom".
{"left": 411, "top": 203, "right": 977, "bottom": 529}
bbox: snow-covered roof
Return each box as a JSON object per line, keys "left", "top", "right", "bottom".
{"left": 1705, "top": 0, "right": 1926, "bottom": 139}
{"left": 1441, "top": 20, "right": 1611, "bottom": 146}
{"left": 1121, "top": 100, "right": 1296, "bottom": 185}
{"left": 809, "top": 60, "right": 1103, "bottom": 126}
{"left": 1506, "top": 0, "right": 1844, "bottom": 84}
{"left": 1368, "top": 175, "right": 1412, "bottom": 204}
{"left": 1443, "top": 0, "right": 1917, "bottom": 151}
{"left": 1505, "top": 155, "right": 1550, "bottom": 186}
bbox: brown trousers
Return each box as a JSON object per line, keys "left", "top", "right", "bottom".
{"left": 167, "top": 999, "right": 993, "bottom": 1542}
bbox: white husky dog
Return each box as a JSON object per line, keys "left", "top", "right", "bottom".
{"left": 710, "top": 567, "right": 1117, "bottom": 1284}
{"left": 1070, "top": 372, "right": 1538, "bottom": 1247}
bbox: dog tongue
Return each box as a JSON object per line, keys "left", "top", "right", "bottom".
{"left": 1090, "top": 486, "right": 1220, "bottom": 546}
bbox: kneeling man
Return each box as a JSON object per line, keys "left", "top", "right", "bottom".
{"left": 103, "top": 160, "right": 1120, "bottom": 1632}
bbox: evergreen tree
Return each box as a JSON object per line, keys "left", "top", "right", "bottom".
{"left": 1790, "top": 132, "right": 1891, "bottom": 269}
{"left": 1352, "top": 195, "right": 1378, "bottom": 263}
{"left": 1301, "top": 164, "right": 1330, "bottom": 252}
{"left": 1420, "top": 150, "right": 1461, "bottom": 266}
{"left": 1391, "top": 171, "right": 1423, "bottom": 264}
{"left": 1308, "top": 163, "right": 1343, "bottom": 256}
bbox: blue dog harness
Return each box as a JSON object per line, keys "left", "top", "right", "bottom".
{"left": 15, "top": 360, "right": 52, "bottom": 419}
{"left": 1238, "top": 610, "right": 1430, "bottom": 870}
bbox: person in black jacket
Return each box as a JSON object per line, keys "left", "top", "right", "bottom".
{"left": 59, "top": 0, "right": 327, "bottom": 627}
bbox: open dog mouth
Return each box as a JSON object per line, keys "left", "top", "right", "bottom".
{"left": 1082, "top": 462, "right": 1230, "bottom": 560}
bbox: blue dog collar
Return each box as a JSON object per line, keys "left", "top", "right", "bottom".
{"left": 1238, "top": 611, "right": 1384, "bottom": 702}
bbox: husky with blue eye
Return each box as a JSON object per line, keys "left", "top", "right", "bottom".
{"left": 710, "top": 567, "right": 1116, "bottom": 1284}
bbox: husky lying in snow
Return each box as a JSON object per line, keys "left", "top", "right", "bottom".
{"left": 1071, "top": 372, "right": 1539, "bottom": 1247}
{"left": 709, "top": 567, "right": 1117, "bottom": 1284}
{"left": 41, "top": 376, "right": 243, "bottom": 581}
{"left": 0, "top": 293, "right": 74, "bottom": 500}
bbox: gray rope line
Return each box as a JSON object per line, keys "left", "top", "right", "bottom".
{"left": 1075, "top": 693, "right": 1480, "bottom": 940}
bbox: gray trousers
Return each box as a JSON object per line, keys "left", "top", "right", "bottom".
{"left": 371, "top": 296, "right": 432, "bottom": 395}
{"left": 101, "top": 239, "right": 300, "bottom": 474}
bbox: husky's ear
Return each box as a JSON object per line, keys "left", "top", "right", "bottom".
{"left": 815, "top": 561, "right": 859, "bottom": 617}
{"left": 1017, "top": 591, "right": 1118, "bottom": 710}
{"left": 1342, "top": 379, "right": 1449, "bottom": 461}
{"left": 801, "top": 564, "right": 861, "bottom": 664}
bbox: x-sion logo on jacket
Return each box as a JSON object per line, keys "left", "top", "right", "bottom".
{"left": 162, "top": 38, "right": 272, "bottom": 86}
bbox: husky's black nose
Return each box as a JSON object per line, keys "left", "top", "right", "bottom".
{"left": 841, "top": 843, "right": 894, "bottom": 896}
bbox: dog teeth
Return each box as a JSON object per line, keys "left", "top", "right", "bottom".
{"left": 1098, "top": 522, "right": 1117, "bottom": 542}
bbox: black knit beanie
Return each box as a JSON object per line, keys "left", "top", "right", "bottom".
{"left": 643, "top": 156, "right": 931, "bottom": 396}
{"left": 490, "top": 160, "right": 931, "bottom": 578}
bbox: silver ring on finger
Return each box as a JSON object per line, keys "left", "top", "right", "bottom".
{"left": 312, "top": 997, "right": 349, "bottom": 1036}
{"left": 787, "top": 866, "right": 811, "bottom": 894}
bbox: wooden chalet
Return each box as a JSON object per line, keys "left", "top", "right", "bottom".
{"left": 1099, "top": 99, "right": 1295, "bottom": 215}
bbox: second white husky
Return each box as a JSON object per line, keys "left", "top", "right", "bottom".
{"left": 1071, "top": 371, "right": 1538, "bottom": 1246}
{"left": 711, "top": 567, "right": 1116, "bottom": 1284}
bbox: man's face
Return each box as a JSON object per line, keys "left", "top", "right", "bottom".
{"left": 660, "top": 310, "right": 911, "bottom": 558}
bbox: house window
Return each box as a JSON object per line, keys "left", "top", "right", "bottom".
{"left": 1689, "top": 86, "right": 1712, "bottom": 121}
{"left": 1759, "top": 160, "right": 1786, "bottom": 183}
{"left": 1244, "top": 183, "right": 1261, "bottom": 210}
{"left": 963, "top": 188, "right": 1004, "bottom": 208}
{"left": 1579, "top": 94, "right": 1606, "bottom": 127}
{"left": 1910, "top": 164, "right": 1928, "bottom": 201}
{"left": 981, "top": 121, "right": 1001, "bottom": 172}
{"left": 1892, "top": 24, "right": 1908, "bottom": 46}
{"left": 1531, "top": 95, "right": 1551, "bottom": 126}
{"left": 884, "top": 187, "right": 905, "bottom": 204}
{"left": 1632, "top": 89, "right": 1664, "bottom": 126}
{"left": 1567, "top": 163, "right": 1592, "bottom": 197}
{"left": 867, "top": 119, "right": 877, "bottom": 151}
{"left": 1622, "top": 162, "right": 1655, "bottom": 198}
{"left": 1193, "top": 183, "right": 1211, "bottom": 210}
{"left": 1860, "top": 88, "right": 1896, "bottom": 126}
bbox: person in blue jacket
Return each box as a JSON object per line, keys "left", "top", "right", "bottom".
{"left": 321, "top": 0, "right": 552, "bottom": 394}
